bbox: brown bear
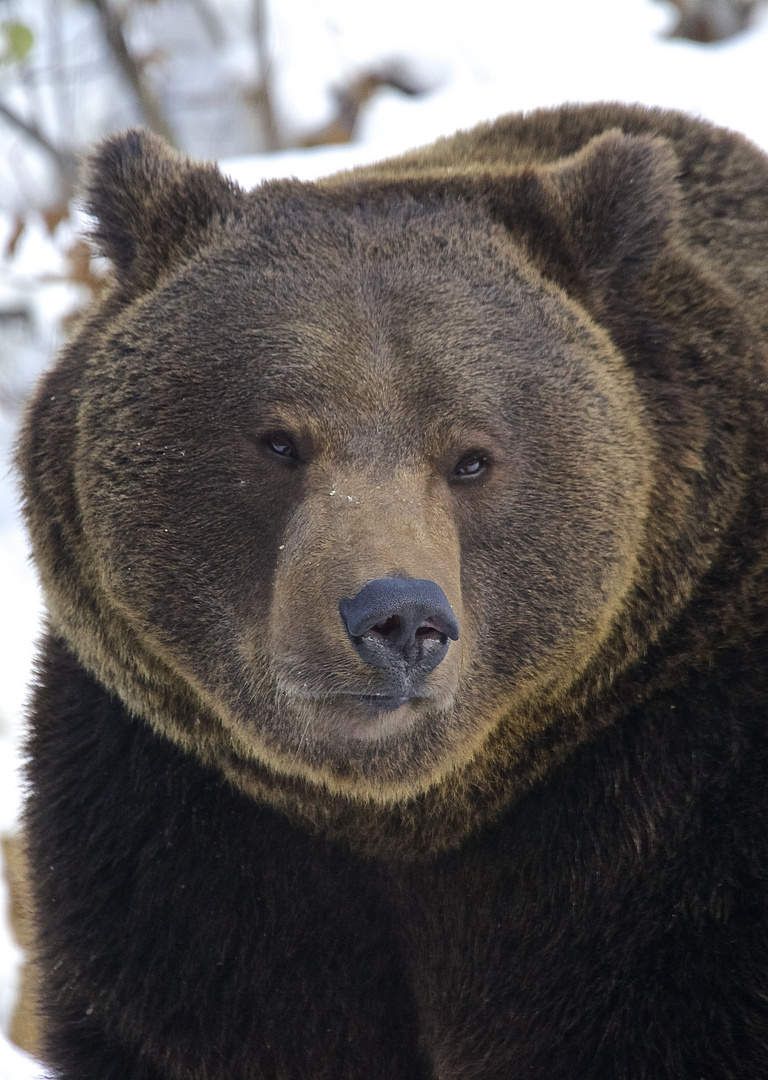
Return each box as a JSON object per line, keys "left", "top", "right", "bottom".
{"left": 17, "top": 103, "right": 768, "bottom": 1079}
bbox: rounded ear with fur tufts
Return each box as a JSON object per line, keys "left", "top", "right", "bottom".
{"left": 483, "top": 130, "right": 682, "bottom": 296}
{"left": 85, "top": 129, "right": 243, "bottom": 294}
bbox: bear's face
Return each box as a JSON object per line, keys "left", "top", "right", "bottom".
{"left": 70, "top": 189, "right": 652, "bottom": 799}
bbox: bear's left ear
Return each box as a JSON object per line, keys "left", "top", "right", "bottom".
{"left": 86, "top": 129, "right": 243, "bottom": 293}
{"left": 488, "top": 130, "right": 680, "bottom": 294}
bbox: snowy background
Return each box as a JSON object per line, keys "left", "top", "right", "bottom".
{"left": 2, "top": 0, "right": 768, "bottom": 1074}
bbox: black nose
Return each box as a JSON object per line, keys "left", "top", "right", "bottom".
{"left": 339, "top": 578, "right": 459, "bottom": 675}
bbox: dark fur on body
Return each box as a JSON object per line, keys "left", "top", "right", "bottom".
{"left": 18, "top": 103, "right": 768, "bottom": 1077}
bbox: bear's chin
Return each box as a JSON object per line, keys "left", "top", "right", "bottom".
{"left": 236, "top": 686, "right": 473, "bottom": 795}
{"left": 275, "top": 689, "right": 447, "bottom": 747}
{"left": 286, "top": 691, "right": 438, "bottom": 744}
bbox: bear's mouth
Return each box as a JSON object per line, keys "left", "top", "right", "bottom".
{"left": 271, "top": 685, "right": 446, "bottom": 747}
{"left": 349, "top": 692, "right": 437, "bottom": 714}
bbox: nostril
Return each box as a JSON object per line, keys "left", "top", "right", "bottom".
{"left": 339, "top": 577, "right": 459, "bottom": 675}
{"left": 415, "top": 619, "right": 445, "bottom": 642}
{"left": 371, "top": 615, "right": 401, "bottom": 639}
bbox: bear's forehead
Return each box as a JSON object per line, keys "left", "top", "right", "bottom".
{"left": 104, "top": 196, "right": 617, "bottom": 461}
{"left": 150, "top": 208, "right": 586, "bottom": 397}
{"left": 143, "top": 257, "right": 583, "bottom": 442}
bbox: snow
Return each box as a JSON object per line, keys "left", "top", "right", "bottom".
{"left": 1, "top": 1, "right": 768, "bottom": 1072}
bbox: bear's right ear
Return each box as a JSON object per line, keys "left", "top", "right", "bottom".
{"left": 86, "top": 129, "right": 242, "bottom": 292}
{"left": 543, "top": 129, "right": 681, "bottom": 290}
{"left": 481, "top": 129, "right": 681, "bottom": 298}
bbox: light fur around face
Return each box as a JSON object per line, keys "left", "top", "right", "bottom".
{"left": 19, "top": 106, "right": 768, "bottom": 850}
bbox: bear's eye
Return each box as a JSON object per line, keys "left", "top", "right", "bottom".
{"left": 452, "top": 451, "right": 488, "bottom": 479}
{"left": 262, "top": 432, "right": 300, "bottom": 461}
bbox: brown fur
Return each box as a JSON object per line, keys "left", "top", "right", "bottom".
{"left": 15, "top": 104, "right": 768, "bottom": 1078}
{"left": 20, "top": 108, "right": 768, "bottom": 855}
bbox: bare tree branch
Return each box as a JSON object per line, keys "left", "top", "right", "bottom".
{"left": 301, "top": 62, "right": 432, "bottom": 148}
{"left": 189, "top": 0, "right": 226, "bottom": 49}
{"left": 660, "top": 0, "right": 761, "bottom": 41}
{"left": 251, "top": 0, "right": 281, "bottom": 151}
{"left": 0, "top": 100, "right": 78, "bottom": 198}
{"left": 86, "top": 0, "right": 177, "bottom": 147}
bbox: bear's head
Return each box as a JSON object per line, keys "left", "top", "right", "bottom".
{"left": 22, "top": 126, "right": 746, "bottom": 852}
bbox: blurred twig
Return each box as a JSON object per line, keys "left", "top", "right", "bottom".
{"left": 302, "top": 62, "right": 432, "bottom": 147}
{"left": 250, "top": 0, "right": 281, "bottom": 151}
{"left": 190, "top": 0, "right": 226, "bottom": 49}
{"left": 659, "top": 0, "right": 762, "bottom": 41}
{"left": 86, "top": 0, "right": 177, "bottom": 146}
{"left": 0, "top": 101, "right": 78, "bottom": 199}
